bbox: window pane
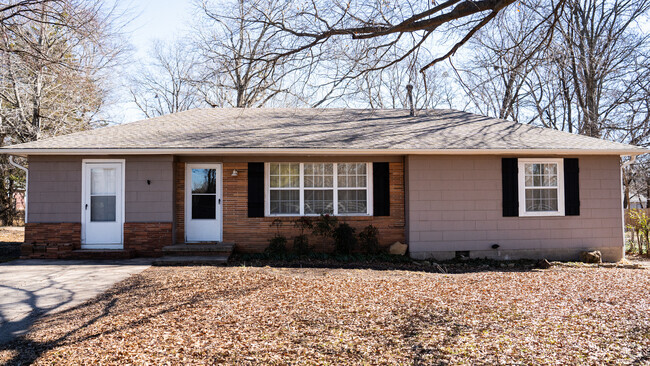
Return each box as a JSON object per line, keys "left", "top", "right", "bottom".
{"left": 338, "top": 176, "right": 347, "bottom": 187}
{"left": 91, "top": 195, "right": 116, "bottom": 222}
{"left": 270, "top": 163, "right": 299, "bottom": 188}
{"left": 270, "top": 189, "right": 299, "bottom": 214}
{"left": 304, "top": 163, "right": 333, "bottom": 188}
{"left": 337, "top": 163, "right": 367, "bottom": 188}
{"left": 192, "top": 169, "right": 216, "bottom": 193}
{"left": 525, "top": 163, "right": 558, "bottom": 188}
{"left": 91, "top": 168, "right": 116, "bottom": 195}
{"left": 525, "top": 188, "right": 558, "bottom": 212}
{"left": 192, "top": 195, "right": 216, "bottom": 219}
{"left": 304, "top": 190, "right": 334, "bottom": 214}
{"left": 338, "top": 189, "right": 367, "bottom": 214}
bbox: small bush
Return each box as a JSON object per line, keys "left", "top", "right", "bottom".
{"left": 359, "top": 225, "right": 380, "bottom": 254}
{"left": 266, "top": 235, "right": 288, "bottom": 256}
{"left": 266, "top": 218, "right": 288, "bottom": 255}
{"left": 293, "top": 234, "right": 310, "bottom": 256}
{"left": 627, "top": 209, "right": 650, "bottom": 255}
{"left": 312, "top": 214, "right": 338, "bottom": 238}
{"left": 292, "top": 217, "right": 313, "bottom": 255}
{"left": 333, "top": 223, "right": 357, "bottom": 255}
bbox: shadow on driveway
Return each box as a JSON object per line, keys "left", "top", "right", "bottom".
{"left": 0, "top": 259, "right": 152, "bottom": 345}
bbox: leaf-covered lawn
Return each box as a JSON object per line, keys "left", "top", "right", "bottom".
{"left": 0, "top": 227, "right": 23, "bottom": 242}
{"left": 1, "top": 265, "right": 649, "bottom": 365}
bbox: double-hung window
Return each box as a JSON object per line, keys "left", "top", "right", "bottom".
{"left": 266, "top": 162, "right": 372, "bottom": 216}
{"left": 517, "top": 158, "right": 564, "bottom": 216}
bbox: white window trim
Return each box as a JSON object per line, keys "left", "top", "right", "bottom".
{"left": 518, "top": 158, "right": 565, "bottom": 217}
{"left": 264, "top": 162, "right": 373, "bottom": 217}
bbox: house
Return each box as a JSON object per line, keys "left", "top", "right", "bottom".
{"left": 1, "top": 108, "right": 645, "bottom": 262}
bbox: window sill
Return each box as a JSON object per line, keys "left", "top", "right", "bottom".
{"left": 519, "top": 211, "right": 565, "bottom": 217}
{"left": 266, "top": 213, "right": 372, "bottom": 218}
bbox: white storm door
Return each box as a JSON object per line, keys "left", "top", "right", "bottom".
{"left": 185, "top": 164, "right": 222, "bottom": 242}
{"left": 82, "top": 161, "right": 124, "bottom": 248}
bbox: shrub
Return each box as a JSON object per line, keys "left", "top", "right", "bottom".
{"left": 627, "top": 209, "right": 650, "bottom": 255}
{"left": 293, "top": 217, "right": 314, "bottom": 255}
{"left": 312, "top": 213, "right": 338, "bottom": 238}
{"left": 265, "top": 235, "right": 288, "bottom": 256}
{"left": 359, "top": 225, "right": 380, "bottom": 254}
{"left": 333, "top": 223, "right": 357, "bottom": 255}
{"left": 265, "top": 218, "right": 288, "bottom": 255}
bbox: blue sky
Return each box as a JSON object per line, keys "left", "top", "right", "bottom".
{"left": 109, "top": 0, "right": 194, "bottom": 124}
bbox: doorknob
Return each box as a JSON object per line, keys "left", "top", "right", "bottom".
{"left": 218, "top": 198, "right": 221, "bottom": 204}
{"left": 85, "top": 204, "right": 88, "bottom": 210}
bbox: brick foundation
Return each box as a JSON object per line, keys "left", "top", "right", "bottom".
{"left": 124, "top": 222, "right": 173, "bottom": 257}
{"left": 22, "top": 222, "right": 172, "bottom": 258}
{"left": 22, "top": 222, "right": 81, "bottom": 259}
{"left": 175, "top": 161, "right": 406, "bottom": 253}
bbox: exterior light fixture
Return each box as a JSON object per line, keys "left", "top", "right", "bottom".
{"left": 231, "top": 169, "right": 238, "bottom": 177}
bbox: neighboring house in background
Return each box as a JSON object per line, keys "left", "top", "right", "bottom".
{"left": 13, "top": 190, "right": 25, "bottom": 211}
{"left": 628, "top": 195, "right": 647, "bottom": 209}
{"left": 0, "top": 108, "right": 646, "bottom": 262}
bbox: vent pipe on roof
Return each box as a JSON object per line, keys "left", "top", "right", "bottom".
{"left": 406, "top": 84, "right": 415, "bottom": 117}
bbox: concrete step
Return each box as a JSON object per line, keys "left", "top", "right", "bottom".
{"left": 162, "top": 243, "right": 234, "bottom": 256}
{"left": 152, "top": 255, "right": 229, "bottom": 266}
{"left": 67, "top": 249, "right": 135, "bottom": 260}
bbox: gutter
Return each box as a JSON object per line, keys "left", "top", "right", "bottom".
{"left": 0, "top": 147, "right": 647, "bottom": 156}
{"left": 8, "top": 156, "right": 28, "bottom": 223}
{"left": 621, "top": 154, "right": 637, "bottom": 169}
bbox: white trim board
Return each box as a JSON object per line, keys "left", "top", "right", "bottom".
{"left": 2, "top": 148, "right": 646, "bottom": 156}
{"left": 80, "top": 159, "right": 126, "bottom": 249}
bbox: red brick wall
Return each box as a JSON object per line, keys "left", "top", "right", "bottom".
{"left": 175, "top": 161, "right": 406, "bottom": 253}
{"left": 23, "top": 222, "right": 172, "bottom": 258}
{"left": 22, "top": 222, "right": 81, "bottom": 258}
{"left": 124, "top": 222, "right": 173, "bottom": 257}
{"left": 174, "top": 161, "right": 185, "bottom": 244}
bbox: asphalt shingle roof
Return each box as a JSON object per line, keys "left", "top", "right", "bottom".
{"left": 1, "top": 108, "right": 645, "bottom": 154}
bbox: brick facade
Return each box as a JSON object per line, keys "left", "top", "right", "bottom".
{"left": 124, "top": 222, "right": 173, "bottom": 257}
{"left": 22, "top": 222, "right": 81, "bottom": 258}
{"left": 22, "top": 222, "right": 172, "bottom": 258}
{"left": 174, "top": 160, "right": 406, "bottom": 253}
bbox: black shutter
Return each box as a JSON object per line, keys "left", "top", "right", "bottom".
{"left": 564, "top": 158, "right": 580, "bottom": 216}
{"left": 502, "top": 158, "right": 519, "bottom": 217}
{"left": 248, "top": 162, "right": 264, "bottom": 217}
{"left": 373, "top": 162, "right": 390, "bottom": 216}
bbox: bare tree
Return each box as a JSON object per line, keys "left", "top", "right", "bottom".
{"left": 193, "top": 0, "right": 311, "bottom": 108}
{"left": 250, "top": 0, "right": 565, "bottom": 75}
{"left": 0, "top": 0, "right": 128, "bottom": 224}
{"left": 130, "top": 41, "right": 204, "bottom": 118}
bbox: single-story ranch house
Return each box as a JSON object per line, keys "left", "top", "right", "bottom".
{"left": 1, "top": 108, "right": 646, "bottom": 262}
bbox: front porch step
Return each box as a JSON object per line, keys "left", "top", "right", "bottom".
{"left": 152, "top": 255, "right": 229, "bottom": 266}
{"left": 162, "top": 243, "right": 235, "bottom": 256}
{"left": 68, "top": 249, "right": 135, "bottom": 260}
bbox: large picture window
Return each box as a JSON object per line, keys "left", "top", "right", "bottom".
{"left": 266, "top": 162, "right": 372, "bottom": 216}
{"left": 518, "top": 158, "right": 565, "bottom": 217}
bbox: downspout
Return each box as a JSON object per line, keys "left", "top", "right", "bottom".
{"left": 621, "top": 154, "right": 637, "bottom": 170}
{"left": 620, "top": 154, "right": 638, "bottom": 260}
{"left": 8, "top": 156, "right": 28, "bottom": 223}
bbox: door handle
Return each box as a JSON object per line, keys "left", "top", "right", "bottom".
{"left": 85, "top": 204, "right": 88, "bottom": 210}
{"left": 218, "top": 198, "right": 221, "bottom": 205}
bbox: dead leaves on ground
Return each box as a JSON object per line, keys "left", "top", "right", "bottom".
{"left": 1, "top": 266, "right": 649, "bottom": 365}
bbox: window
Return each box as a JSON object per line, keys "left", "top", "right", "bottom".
{"left": 518, "top": 158, "right": 564, "bottom": 216}
{"left": 269, "top": 163, "right": 300, "bottom": 214}
{"left": 266, "top": 162, "right": 372, "bottom": 216}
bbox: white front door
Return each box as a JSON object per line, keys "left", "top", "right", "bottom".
{"left": 185, "top": 163, "right": 222, "bottom": 242}
{"left": 82, "top": 161, "right": 124, "bottom": 249}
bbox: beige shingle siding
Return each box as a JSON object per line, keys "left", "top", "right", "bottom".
{"left": 1, "top": 108, "right": 645, "bottom": 153}
{"left": 407, "top": 155, "right": 624, "bottom": 261}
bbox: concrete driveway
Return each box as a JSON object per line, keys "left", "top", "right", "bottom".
{"left": 0, "top": 258, "right": 152, "bottom": 344}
